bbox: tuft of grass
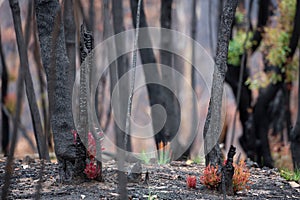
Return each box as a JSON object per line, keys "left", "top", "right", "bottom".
{"left": 147, "top": 191, "right": 158, "bottom": 200}
{"left": 138, "top": 150, "right": 151, "bottom": 164}
{"left": 157, "top": 142, "right": 171, "bottom": 165}
{"left": 192, "top": 156, "right": 205, "bottom": 164}
{"left": 280, "top": 168, "right": 300, "bottom": 182}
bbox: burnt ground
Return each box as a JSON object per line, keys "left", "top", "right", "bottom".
{"left": 0, "top": 158, "right": 299, "bottom": 200}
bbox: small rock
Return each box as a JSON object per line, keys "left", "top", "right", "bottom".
{"left": 289, "top": 181, "right": 300, "bottom": 188}
{"left": 275, "top": 181, "right": 284, "bottom": 187}
{"left": 23, "top": 156, "right": 34, "bottom": 164}
{"left": 127, "top": 162, "right": 142, "bottom": 183}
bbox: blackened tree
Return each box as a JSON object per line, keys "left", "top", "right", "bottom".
{"left": 35, "top": 0, "right": 86, "bottom": 181}
{"left": 203, "top": 0, "right": 238, "bottom": 166}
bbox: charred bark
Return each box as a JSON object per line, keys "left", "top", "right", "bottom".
{"left": 291, "top": 51, "right": 300, "bottom": 170}
{"left": 63, "top": 0, "right": 76, "bottom": 84}
{"left": 35, "top": 0, "right": 86, "bottom": 181}
{"left": 33, "top": 15, "right": 52, "bottom": 150}
{"left": 130, "top": 0, "right": 180, "bottom": 151}
{"left": 290, "top": 0, "right": 300, "bottom": 170}
{"left": 203, "top": 0, "right": 238, "bottom": 167}
{"left": 222, "top": 145, "right": 236, "bottom": 196}
{"left": 160, "top": 0, "right": 181, "bottom": 157}
{"left": 104, "top": 0, "right": 129, "bottom": 197}
{"left": 2, "top": 0, "right": 30, "bottom": 198}
{"left": 250, "top": 0, "right": 270, "bottom": 52}
{"left": 112, "top": 0, "right": 132, "bottom": 153}
{"left": 0, "top": 31, "right": 9, "bottom": 156}
{"left": 11, "top": 0, "right": 49, "bottom": 160}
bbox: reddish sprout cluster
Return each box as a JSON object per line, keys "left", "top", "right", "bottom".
{"left": 200, "top": 164, "right": 221, "bottom": 189}
{"left": 86, "top": 132, "right": 105, "bottom": 159}
{"left": 232, "top": 160, "right": 251, "bottom": 192}
{"left": 72, "top": 130, "right": 104, "bottom": 179}
{"left": 199, "top": 161, "right": 251, "bottom": 192}
{"left": 84, "top": 161, "right": 101, "bottom": 179}
{"left": 186, "top": 175, "right": 197, "bottom": 189}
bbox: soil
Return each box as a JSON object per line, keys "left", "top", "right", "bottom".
{"left": 0, "top": 157, "right": 299, "bottom": 200}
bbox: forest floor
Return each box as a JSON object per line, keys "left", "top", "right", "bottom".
{"left": 0, "top": 157, "right": 299, "bottom": 200}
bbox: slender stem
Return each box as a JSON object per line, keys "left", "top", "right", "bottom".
{"left": 124, "top": 0, "right": 142, "bottom": 148}
{"left": 230, "top": 0, "right": 252, "bottom": 146}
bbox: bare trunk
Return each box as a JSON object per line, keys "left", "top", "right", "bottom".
{"left": 35, "top": 0, "right": 86, "bottom": 181}
{"left": 290, "top": 0, "right": 300, "bottom": 170}
{"left": 2, "top": 0, "right": 29, "bottom": 198}
{"left": 63, "top": 0, "right": 76, "bottom": 85}
{"left": 130, "top": 0, "right": 169, "bottom": 150}
{"left": 0, "top": 31, "right": 9, "bottom": 156}
{"left": 160, "top": 0, "right": 181, "bottom": 154}
{"left": 12, "top": 0, "right": 49, "bottom": 160}
{"left": 203, "top": 0, "right": 238, "bottom": 166}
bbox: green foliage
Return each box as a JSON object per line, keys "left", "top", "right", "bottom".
{"left": 280, "top": 168, "right": 300, "bottom": 182}
{"left": 247, "top": 0, "right": 299, "bottom": 90}
{"left": 138, "top": 150, "right": 151, "bottom": 164}
{"left": 262, "top": 0, "right": 296, "bottom": 67}
{"left": 235, "top": 9, "right": 244, "bottom": 24}
{"left": 245, "top": 55, "right": 298, "bottom": 90}
{"left": 228, "top": 9, "right": 253, "bottom": 66}
{"left": 245, "top": 71, "right": 269, "bottom": 90}
{"left": 147, "top": 191, "right": 158, "bottom": 200}
{"left": 228, "top": 30, "right": 253, "bottom": 66}
{"left": 191, "top": 156, "right": 205, "bottom": 164}
{"left": 157, "top": 142, "right": 171, "bottom": 165}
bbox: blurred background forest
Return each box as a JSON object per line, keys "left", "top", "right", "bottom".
{"left": 0, "top": 0, "right": 299, "bottom": 173}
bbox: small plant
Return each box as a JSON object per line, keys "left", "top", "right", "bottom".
{"left": 157, "top": 142, "right": 172, "bottom": 165}
{"left": 84, "top": 161, "right": 101, "bottom": 179}
{"left": 192, "top": 156, "right": 205, "bottom": 164}
{"left": 147, "top": 191, "right": 158, "bottom": 200}
{"left": 200, "top": 161, "right": 251, "bottom": 193}
{"left": 280, "top": 168, "right": 300, "bottom": 182}
{"left": 138, "top": 150, "right": 151, "bottom": 164}
{"left": 228, "top": 30, "right": 253, "bottom": 66}
{"left": 4, "top": 93, "right": 17, "bottom": 114}
{"left": 200, "top": 164, "right": 221, "bottom": 189}
{"left": 232, "top": 160, "right": 251, "bottom": 192}
{"left": 72, "top": 130, "right": 104, "bottom": 179}
{"left": 186, "top": 175, "right": 197, "bottom": 189}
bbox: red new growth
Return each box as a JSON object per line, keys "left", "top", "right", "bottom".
{"left": 200, "top": 164, "right": 221, "bottom": 189}
{"left": 84, "top": 162, "right": 101, "bottom": 179}
{"left": 186, "top": 175, "right": 197, "bottom": 189}
{"left": 233, "top": 160, "right": 251, "bottom": 192}
{"left": 87, "top": 132, "right": 105, "bottom": 158}
{"left": 71, "top": 130, "right": 104, "bottom": 179}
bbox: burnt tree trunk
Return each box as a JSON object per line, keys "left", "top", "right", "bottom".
{"left": 250, "top": 0, "right": 270, "bottom": 53}
{"left": 252, "top": 82, "right": 281, "bottom": 168}
{"left": 63, "top": 0, "right": 76, "bottom": 84}
{"left": 130, "top": 0, "right": 179, "bottom": 151}
{"left": 160, "top": 0, "right": 180, "bottom": 146}
{"left": 290, "top": 0, "right": 300, "bottom": 170}
{"left": 160, "top": 0, "right": 182, "bottom": 158}
{"left": 111, "top": 0, "right": 130, "bottom": 197}
{"left": 291, "top": 51, "right": 300, "bottom": 170}
{"left": 33, "top": 15, "right": 52, "bottom": 150}
{"left": 35, "top": 0, "right": 86, "bottom": 181}
{"left": 10, "top": 0, "right": 50, "bottom": 160}
{"left": 112, "top": 0, "right": 132, "bottom": 153}
{"left": 2, "top": 0, "right": 30, "bottom": 198}
{"left": 203, "top": 0, "right": 238, "bottom": 166}
{"left": 0, "top": 31, "right": 9, "bottom": 156}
